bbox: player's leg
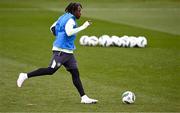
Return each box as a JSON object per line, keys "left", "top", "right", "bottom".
{"left": 17, "top": 67, "right": 58, "bottom": 87}
{"left": 64, "top": 55, "right": 98, "bottom": 104}
{"left": 68, "top": 68, "right": 85, "bottom": 97}
{"left": 17, "top": 51, "right": 62, "bottom": 87}
{"left": 27, "top": 51, "right": 62, "bottom": 78}
{"left": 27, "top": 52, "right": 74, "bottom": 79}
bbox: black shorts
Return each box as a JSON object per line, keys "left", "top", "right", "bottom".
{"left": 48, "top": 51, "right": 78, "bottom": 70}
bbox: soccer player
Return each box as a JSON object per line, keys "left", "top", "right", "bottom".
{"left": 17, "top": 2, "right": 98, "bottom": 104}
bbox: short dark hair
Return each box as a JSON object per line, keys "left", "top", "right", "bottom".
{"left": 65, "top": 2, "right": 82, "bottom": 14}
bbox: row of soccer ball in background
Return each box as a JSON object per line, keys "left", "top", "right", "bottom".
{"left": 79, "top": 35, "right": 148, "bottom": 48}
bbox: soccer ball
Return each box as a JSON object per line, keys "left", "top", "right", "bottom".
{"left": 128, "top": 36, "right": 137, "bottom": 48}
{"left": 117, "top": 38, "right": 126, "bottom": 47}
{"left": 98, "top": 35, "right": 112, "bottom": 47}
{"left": 79, "top": 35, "right": 89, "bottom": 46}
{"left": 111, "top": 35, "right": 119, "bottom": 46}
{"left": 122, "top": 91, "right": 136, "bottom": 104}
{"left": 120, "top": 35, "right": 130, "bottom": 47}
{"left": 136, "top": 36, "right": 147, "bottom": 48}
{"left": 88, "top": 36, "right": 99, "bottom": 46}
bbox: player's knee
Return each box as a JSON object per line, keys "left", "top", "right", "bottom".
{"left": 67, "top": 68, "right": 78, "bottom": 72}
{"left": 48, "top": 71, "right": 54, "bottom": 75}
{"left": 48, "top": 67, "right": 57, "bottom": 75}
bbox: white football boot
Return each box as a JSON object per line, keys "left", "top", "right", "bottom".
{"left": 81, "top": 95, "right": 98, "bottom": 104}
{"left": 17, "top": 73, "right": 28, "bottom": 87}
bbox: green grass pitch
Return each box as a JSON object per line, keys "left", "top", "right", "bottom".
{"left": 0, "top": 0, "right": 180, "bottom": 112}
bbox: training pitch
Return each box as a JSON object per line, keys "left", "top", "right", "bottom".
{"left": 0, "top": 0, "right": 180, "bottom": 112}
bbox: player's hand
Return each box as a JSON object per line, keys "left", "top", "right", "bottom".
{"left": 87, "top": 20, "right": 92, "bottom": 25}
{"left": 83, "top": 20, "right": 92, "bottom": 28}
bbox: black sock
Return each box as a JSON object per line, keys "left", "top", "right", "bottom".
{"left": 68, "top": 69, "right": 85, "bottom": 97}
{"left": 27, "top": 67, "right": 58, "bottom": 78}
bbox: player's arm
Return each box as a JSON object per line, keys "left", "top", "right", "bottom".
{"left": 65, "top": 18, "right": 91, "bottom": 36}
{"left": 50, "top": 21, "right": 57, "bottom": 36}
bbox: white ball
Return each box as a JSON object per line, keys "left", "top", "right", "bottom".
{"left": 137, "top": 36, "right": 147, "bottom": 48}
{"left": 79, "top": 35, "right": 89, "bottom": 46}
{"left": 120, "top": 35, "right": 130, "bottom": 47}
{"left": 88, "top": 36, "right": 99, "bottom": 46}
{"left": 118, "top": 38, "right": 126, "bottom": 47}
{"left": 99, "top": 35, "right": 112, "bottom": 47}
{"left": 128, "top": 36, "right": 137, "bottom": 48}
{"left": 111, "top": 35, "right": 120, "bottom": 46}
{"left": 98, "top": 36, "right": 104, "bottom": 46}
{"left": 122, "top": 91, "right": 136, "bottom": 104}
